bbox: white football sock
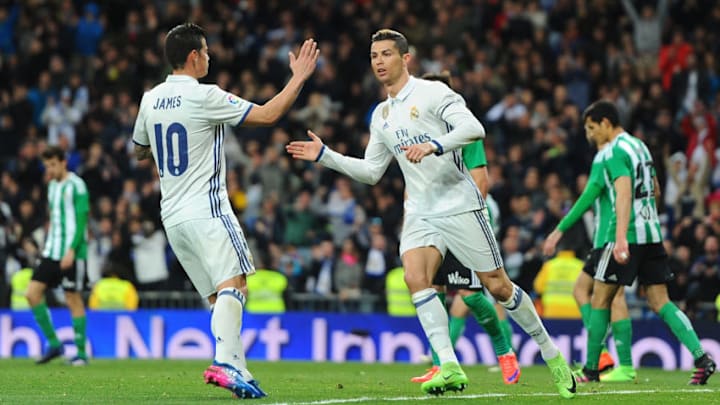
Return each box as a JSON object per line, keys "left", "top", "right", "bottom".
{"left": 499, "top": 283, "right": 559, "bottom": 360}
{"left": 412, "top": 288, "right": 458, "bottom": 365}
{"left": 211, "top": 288, "right": 248, "bottom": 372}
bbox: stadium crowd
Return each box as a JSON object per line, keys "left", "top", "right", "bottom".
{"left": 1, "top": 0, "right": 720, "bottom": 320}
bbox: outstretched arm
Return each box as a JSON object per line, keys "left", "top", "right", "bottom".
{"left": 542, "top": 182, "right": 602, "bottom": 256}
{"left": 243, "top": 39, "right": 320, "bottom": 126}
{"left": 286, "top": 130, "right": 393, "bottom": 185}
{"left": 621, "top": 0, "right": 639, "bottom": 23}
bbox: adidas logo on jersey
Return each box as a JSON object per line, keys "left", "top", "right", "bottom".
{"left": 447, "top": 272, "right": 470, "bottom": 285}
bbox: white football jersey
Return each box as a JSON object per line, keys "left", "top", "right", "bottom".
{"left": 319, "top": 76, "right": 485, "bottom": 217}
{"left": 132, "top": 75, "right": 253, "bottom": 228}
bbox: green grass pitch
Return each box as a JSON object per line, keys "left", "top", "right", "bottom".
{"left": 0, "top": 359, "right": 716, "bottom": 404}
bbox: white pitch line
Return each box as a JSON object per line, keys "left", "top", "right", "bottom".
{"left": 267, "top": 388, "right": 718, "bottom": 405}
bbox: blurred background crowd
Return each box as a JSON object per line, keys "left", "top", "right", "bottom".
{"left": 1, "top": 0, "right": 719, "bottom": 320}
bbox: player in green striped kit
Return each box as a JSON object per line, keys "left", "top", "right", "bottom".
{"left": 543, "top": 126, "right": 635, "bottom": 382}
{"left": 576, "top": 100, "right": 715, "bottom": 384}
{"left": 26, "top": 146, "right": 90, "bottom": 366}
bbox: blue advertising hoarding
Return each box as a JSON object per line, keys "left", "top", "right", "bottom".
{"left": 1, "top": 310, "right": 718, "bottom": 370}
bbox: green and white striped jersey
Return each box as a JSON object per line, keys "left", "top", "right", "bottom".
{"left": 602, "top": 132, "right": 663, "bottom": 244}
{"left": 556, "top": 146, "right": 613, "bottom": 249}
{"left": 588, "top": 148, "right": 614, "bottom": 248}
{"left": 42, "top": 172, "right": 90, "bottom": 260}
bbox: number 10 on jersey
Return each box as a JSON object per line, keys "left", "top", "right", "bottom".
{"left": 154, "top": 122, "right": 188, "bottom": 177}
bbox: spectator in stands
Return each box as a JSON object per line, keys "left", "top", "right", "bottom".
{"left": 281, "top": 189, "right": 319, "bottom": 249}
{"left": 130, "top": 219, "right": 168, "bottom": 291}
{"left": 10, "top": 267, "right": 32, "bottom": 310}
{"left": 88, "top": 267, "right": 139, "bottom": 311}
{"left": 334, "top": 237, "right": 363, "bottom": 309}
{"left": 363, "top": 226, "right": 391, "bottom": 297}
{"left": 621, "top": 0, "right": 668, "bottom": 56}
{"left": 385, "top": 266, "right": 414, "bottom": 317}
{"left": 41, "top": 88, "right": 82, "bottom": 149}
{"left": 687, "top": 235, "right": 720, "bottom": 318}
{"left": 666, "top": 241, "right": 692, "bottom": 306}
{"left": 245, "top": 268, "right": 287, "bottom": 314}
{"left": 306, "top": 237, "right": 336, "bottom": 296}
{"left": 533, "top": 248, "right": 583, "bottom": 319}
{"left": 325, "top": 177, "right": 366, "bottom": 246}
{"left": 658, "top": 30, "right": 692, "bottom": 91}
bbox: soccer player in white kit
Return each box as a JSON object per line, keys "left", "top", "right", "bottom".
{"left": 132, "top": 23, "right": 318, "bottom": 399}
{"left": 286, "top": 29, "right": 576, "bottom": 398}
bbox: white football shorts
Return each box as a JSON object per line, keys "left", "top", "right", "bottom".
{"left": 166, "top": 214, "right": 255, "bottom": 297}
{"left": 399, "top": 208, "right": 503, "bottom": 273}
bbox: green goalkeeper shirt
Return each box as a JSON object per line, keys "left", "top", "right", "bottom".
{"left": 557, "top": 147, "right": 614, "bottom": 249}
{"left": 602, "top": 132, "right": 663, "bottom": 245}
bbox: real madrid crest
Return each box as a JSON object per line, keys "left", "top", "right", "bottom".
{"left": 410, "top": 106, "right": 419, "bottom": 120}
{"left": 382, "top": 105, "right": 389, "bottom": 119}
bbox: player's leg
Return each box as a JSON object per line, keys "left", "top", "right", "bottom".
{"left": 459, "top": 288, "right": 519, "bottom": 384}
{"left": 646, "top": 283, "right": 715, "bottom": 384}
{"left": 27, "top": 260, "right": 63, "bottom": 364}
{"left": 601, "top": 287, "right": 636, "bottom": 381}
{"left": 580, "top": 280, "right": 618, "bottom": 382}
{"left": 403, "top": 247, "right": 467, "bottom": 395}
{"left": 494, "top": 302, "right": 514, "bottom": 349}
{"left": 63, "top": 259, "right": 88, "bottom": 365}
{"left": 432, "top": 211, "right": 573, "bottom": 398}
{"left": 448, "top": 293, "right": 469, "bottom": 347}
{"left": 167, "top": 219, "right": 265, "bottom": 398}
{"left": 574, "top": 269, "right": 594, "bottom": 331}
{"left": 640, "top": 243, "right": 715, "bottom": 384}
{"left": 580, "top": 242, "right": 625, "bottom": 382}
{"left": 576, "top": 251, "right": 614, "bottom": 372}
{"left": 441, "top": 254, "right": 472, "bottom": 349}
{"left": 207, "top": 215, "right": 266, "bottom": 398}
{"left": 412, "top": 250, "right": 448, "bottom": 383}
{"left": 418, "top": 268, "right": 447, "bottom": 381}
{"left": 400, "top": 215, "right": 467, "bottom": 394}
{"left": 411, "top": 282, "right": 444, "bottom": 383}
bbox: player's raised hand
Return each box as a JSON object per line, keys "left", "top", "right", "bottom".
{"left": 286, "top": 130, "right": 324, "bottom": 161}
{"left": 289, "top": 39, "right": 320, "bottom": 81}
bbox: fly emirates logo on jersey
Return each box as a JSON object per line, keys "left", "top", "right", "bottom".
{"left": 390, "top": 128, "right": 431, "bottom": 155}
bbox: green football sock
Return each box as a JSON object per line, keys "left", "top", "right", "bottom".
{"left": 31, "top": 302, "right": 61, "bottom": 348}
{"left": 463, "top": 292, "right": 511, "bottom": 356}
{"left": 586, "top": 308, "right": 610, "bottom": 370}
{"left": 72, "top": 316, "right": 87, "bottom": 359}
{"left": 429, "top": 292, "right": 447, "bottom": 367}
{"left": 449, "top": 316, "right": 466, "bottom": 346}
{"left": 499, "top": 318, "right": 513, "bottom": 349}
{"left": 579, "top": 303, "right": 591, "bottom": 329}
{"left": 658, "top": 302, "right": 705, "bottom": 360}
{"left": 611, "top": 318, "right": 633, "bottom": 367}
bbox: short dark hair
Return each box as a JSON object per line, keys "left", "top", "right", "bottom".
{"left": 582, "top": 100, "right": 620, "bottom": 127}
{"left": 164, "top": 23, "right": 206, "bottom": 69}
{"left": 371, "top": 29, "right": 409, "bottom": 54}
{"left": 41, "top": 145, "right": 65, "bottom": 161}
{"left": 421, "top": 71, "right": 453, "bottom": 88}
